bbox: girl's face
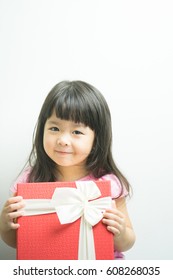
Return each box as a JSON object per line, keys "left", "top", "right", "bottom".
{"left": 43, "top": 111, "right": 95, "bottom": 178}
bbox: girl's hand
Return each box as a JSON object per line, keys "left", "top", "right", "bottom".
{"left": 0, "top": 196, "right": 25, "bottom": 232}
{"left": 102, "top": 208, "right": 126, "bottom": 239}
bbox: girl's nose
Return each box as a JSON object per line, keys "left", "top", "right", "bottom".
{"left": 57, "top": 135, "right": 70, "bottom": 146}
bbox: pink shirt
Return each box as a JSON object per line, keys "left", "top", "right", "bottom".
{"left": 10, "top": 169, "right": 128, "bottom": 198}
{"left": 10, "top": 169, "right": 128, "bottom": 259}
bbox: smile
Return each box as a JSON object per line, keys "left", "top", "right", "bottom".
{"left": 55, "top": 151, "right": 72, "bottom": 155}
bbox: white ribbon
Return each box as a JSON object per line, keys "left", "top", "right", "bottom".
{"left": 23, "top": 181, "right": 112, "bottom": 260}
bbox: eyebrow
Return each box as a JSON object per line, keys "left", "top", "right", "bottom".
{"left": 46, "top": 120, "right": 59, "bottom": 125}
{"left": 46, "top": 120, "right": 86, "bottom": 127}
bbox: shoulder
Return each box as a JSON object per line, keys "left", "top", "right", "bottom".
{"left": 98, "top": 173, "right": 128, "bottom": 199}
{"left": 9, "top": 167, "right": 31, "bottom": 194}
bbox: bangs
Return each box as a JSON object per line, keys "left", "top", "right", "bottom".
{"left": 53, "top": 88, "right": 96, "bottom": 129}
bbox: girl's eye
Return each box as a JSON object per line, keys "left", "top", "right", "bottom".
{"left": 49, "top": 127, "right": 59, "bottom": 131}
{"left": 72, "top": 130, "right": 83, "bottom": 135}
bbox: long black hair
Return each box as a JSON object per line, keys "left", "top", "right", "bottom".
{"left": 27, "top": 80, "right": 130, "bottom": 193}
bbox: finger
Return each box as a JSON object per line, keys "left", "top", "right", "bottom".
{"left": 5, "top": 201, "right": 25, "bottom": 213}
{"left": 104, "top": 208, "right": 125, "bottom": 219}
{"left": 102, "top": 218, "right": 122, "bottom": 230}
{"left": 5, "top": 196, "right": 23, "bottom": 206}
{"left": 7, "top": 210, "right": 25, "bottom": 220}
{"left": 107, "top": 226, "right": 120, "bottom": 236}
{"left": 8, "top": 221, "right": 20, "bottom": 230}
{"left": 103, "top": 213, "right": 124, "bottom": 225}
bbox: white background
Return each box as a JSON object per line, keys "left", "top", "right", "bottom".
{"left": 0, "top": 0, "right": 173, "bottom": 260}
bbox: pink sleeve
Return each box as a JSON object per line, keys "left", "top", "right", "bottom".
{"left": 98, "top": 174, "right": 128, "bottom": 199}
{"left": 10, "top": 168, "right": 31, "bottom": 194}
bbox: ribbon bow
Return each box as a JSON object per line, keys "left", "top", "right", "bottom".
{"left": 23, "top": 181, "right": 112, "bottom": 259}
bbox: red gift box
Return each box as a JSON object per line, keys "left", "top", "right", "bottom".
{"left": 17, "top": 181, "right": 114, "bottom": 260}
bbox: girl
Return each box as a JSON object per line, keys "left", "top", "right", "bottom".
{"left": 0, "top": 80, "right": 135, "bottom": 259}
